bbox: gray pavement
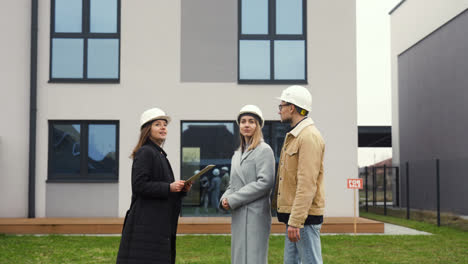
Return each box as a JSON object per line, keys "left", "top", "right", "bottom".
{"left": 321, "top": 223, "right": 431, "bottom": 236}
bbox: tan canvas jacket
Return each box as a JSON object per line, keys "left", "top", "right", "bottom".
{"left": 272, "top": 117, "right": 325, "bottom": 228}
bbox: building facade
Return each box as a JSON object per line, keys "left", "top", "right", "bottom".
{"left": 391, "top": 0, "right": 468, "bottom": 214}
{"left": 1, "top": 0, "right": 357, "bottom": 218}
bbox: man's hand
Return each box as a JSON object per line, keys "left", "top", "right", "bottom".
{"left": 287, "top": 226, "right": 301, "bottom": 242}
{"left": 182, "top": 182, "right": 192, "bottom": 192}
{"left": 222, "top": 198, "right": 230, "bottom": 210}
{"left": 170, "top": 180, "right": 185, "bottom": 192}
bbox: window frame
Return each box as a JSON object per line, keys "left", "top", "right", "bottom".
{"left": 179, "top": 119, "right": 289, "bottom": 216}
{"left": 49, "top": 0, "right": 121, "bottom": 83}
{"left": 238, "top": 0, "right": 308, "bottom": 84}
{"left": 47, "top": 120, "right": 120, "bottom": 183}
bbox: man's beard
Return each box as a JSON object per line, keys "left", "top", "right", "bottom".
{"left": 281, "top": 117, "right": 292, "bottom": 124}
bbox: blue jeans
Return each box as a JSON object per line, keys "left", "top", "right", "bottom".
{"left": 284, "top": 224, "right": 323, "bottom": 264}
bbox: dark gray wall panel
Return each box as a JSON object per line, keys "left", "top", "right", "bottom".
{"left": 181, "top": 0, "right": 237, "bottom": 82}
{"left": 398, "top": 10, "right": 468, "bottom": 214}
{"left": 46, "top": 183, "right": 118, "bottom": 217}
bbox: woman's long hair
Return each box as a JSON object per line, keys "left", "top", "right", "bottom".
{"left": 130, "top": 123, "right": 152, "bottom": 159}
{"left": 239, "top": 118, "right": 263, "bottom": 153}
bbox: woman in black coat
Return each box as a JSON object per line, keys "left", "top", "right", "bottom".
{"left": 117, "top": 108, "right": 192, "bottom": 264}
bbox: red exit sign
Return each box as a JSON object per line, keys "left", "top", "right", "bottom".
{"left": 347, "top": 179, "right": 363, "bottom": 189}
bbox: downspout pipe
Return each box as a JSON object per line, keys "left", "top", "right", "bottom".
{"left": 28, "top": 0, "right": 38, "bottom": 218}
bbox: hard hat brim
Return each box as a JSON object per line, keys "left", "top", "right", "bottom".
{"left": 141, "top": 115, "right": 171, "bottom": 128}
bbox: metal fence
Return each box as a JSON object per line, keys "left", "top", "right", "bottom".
{"left": 359, "top": 160, "right": 468, "bottom": 231}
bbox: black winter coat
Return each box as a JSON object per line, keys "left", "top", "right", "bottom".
{"left": 117, "top": 140, "right": 183, "bottom": 264}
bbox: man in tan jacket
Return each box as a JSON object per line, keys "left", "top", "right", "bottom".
{"left": 273, "top": 85, "right": 325, "bottom": 264}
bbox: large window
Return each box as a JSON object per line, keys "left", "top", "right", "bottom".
{"left": 50, "top": 0, "right": 120, "bottom": 82}
{"left": 238, "top": 0, "right": 307, "bottom": 83}
{"left": 180, "top": 120, "right": 289, "bottom": 216}
{"left": 48, "top": 121, "right": 119, "bottom": 181}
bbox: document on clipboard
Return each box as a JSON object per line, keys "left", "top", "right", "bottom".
{"left": 184, "top": 165, "right": 216, "bottom": 186}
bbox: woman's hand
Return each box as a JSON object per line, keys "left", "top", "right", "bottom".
{"left": 182, "top": 182, "right": 192, "bottom": 192}
{"left": 222, "top": 198, "right": 230, "bottom": 210}
{"left": 170, "top": 180, "right": 185, "bottom": 192}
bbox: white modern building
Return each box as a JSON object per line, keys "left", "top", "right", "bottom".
{"left": 391, "top": 0, "right": 468, "bottom": 214}
{"left": 1, "top": 0, "right": 358, "bottom": 219}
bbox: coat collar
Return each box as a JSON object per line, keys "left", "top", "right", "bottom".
{"left": 240, "top": 139, "right": 263, "bottom": 162}
{"left": 241, "top": 148, "right": 254, "bottom": 163}
{"left": 289, "top": 117, "right": 314, "bottom": 137}
{"left": 145, "top": 139, "right": 167, "bottom": 156}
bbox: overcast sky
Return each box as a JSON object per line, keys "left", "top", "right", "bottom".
{"left": 357, "top": 0, "right": 400, "bottom": 126}
{"left": 356, "top": 0, "right": 400, "bottom": 166}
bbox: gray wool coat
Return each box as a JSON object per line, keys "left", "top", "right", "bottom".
{"left": 220, "top": 141, "right": 275, "bottom": 264}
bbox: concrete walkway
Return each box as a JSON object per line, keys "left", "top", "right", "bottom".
{"left": 321, "top": 223, "right": 431, "bottom": 236}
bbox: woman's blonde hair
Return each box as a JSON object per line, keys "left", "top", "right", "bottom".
{"left": 239, "top": 117, "right": 263, "bottom": 152}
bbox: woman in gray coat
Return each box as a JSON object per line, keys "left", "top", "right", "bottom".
{"left": 220, "top": 105, "right": 275, "bottom": 264}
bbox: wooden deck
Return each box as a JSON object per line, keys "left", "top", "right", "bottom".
{"left": 0, "top": 217, "right": 383, "bottom": 234}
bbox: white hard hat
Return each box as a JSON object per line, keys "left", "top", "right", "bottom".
{"left": 221, "top": 166, "right": 229, "bottom": 172}
{"left": 277, "top": 85, "right": 312, "bottom": 112}
{"left": 237, "top": 105, "right": 265, "bottom": 128}
{"left": 212, "top": 168, "right": 220, "bottom": 176}
{"left": 140, "top": 108, "right": 171, "bottom": 128}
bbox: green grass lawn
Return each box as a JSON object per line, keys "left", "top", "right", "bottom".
{"left": 1, "top": 213, "right": 467, "bottom": 263}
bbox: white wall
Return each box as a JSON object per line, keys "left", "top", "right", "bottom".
{"left": 0, "top": 0, "right": 31, "bottom": 217}
{"left": 308, "top": 0, "right": 357, "bottom": 217}
{"left": 2, "top": 0, "right": 358, "bottom": 218}
{"left": 391, "top": 1, "right": 468, "bottom": 166}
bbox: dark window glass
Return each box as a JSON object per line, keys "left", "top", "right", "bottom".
{"left": 181, "top": 122, "right": 238, "bottom": 216}
{"left": 51, "top": 124, "right": 81, "bottom": 174}
{"left": 180, "top": 121, "right": 289, "bottom": 217}
{"left": 48, "top": 121, "right": 119, "bottom": 181}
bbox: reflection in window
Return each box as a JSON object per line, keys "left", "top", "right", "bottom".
{"left": 180, "top": 121, "right": 289, "bottom": 217}
{"left": 51, "top": 124, "right": 81, "bottom": 174}
{"left": 88, "top": 124, "right": 117, "bottom": 174}
{"left": 48, "top": 121, "right": 119, "bottom": 181}
{"left": 262, "top": 121, "right": 289, "bottom": 163}
{"left": 181, "top": 122, "right": 238, "bottom": 216}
